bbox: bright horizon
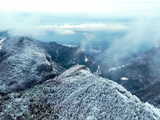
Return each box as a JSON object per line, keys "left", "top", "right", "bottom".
{"left": 0, "top": 0, "right": 159, "bottom": 16}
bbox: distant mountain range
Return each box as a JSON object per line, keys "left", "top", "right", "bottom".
{"left": 36, "top": 40, "right": 103, "bottom": 74}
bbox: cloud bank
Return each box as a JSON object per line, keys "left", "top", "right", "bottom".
{"left": 100, "top": 17, "right": 160, "bottom": 65}
{"left": 0, "top": 11, "right": 47, "bottom": 37}
{"left": 39, "top": 23, "right": 129, "bottom": 35}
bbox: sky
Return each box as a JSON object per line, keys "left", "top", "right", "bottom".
{"left": 0, "top": 0, "right": 160, "bottom": 53}
{"left": 0, "top": 0, "right": 159, "bottom": 15}
{"left": 0, "top": 0, "right": 160, "bottom": 31}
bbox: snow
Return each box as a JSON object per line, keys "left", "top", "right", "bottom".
{"left": 95, "top": 65, "right": 101, "bottom": 75}
{"left": 62, "top": 44, "right": 77, "bottom": 48}
{"left": 90, "top": 48, "right": 101, "bottom": 53}
{"left": 0, "top": 38, "right": 6, "bottom": 50}
{"left": 109, "top": 67, "right": 118, "bottom": 72}
{"left": 154, "top": 44, "right": 159, "bottom": 48}
{"left": 108, "top": 64, "right": 130, "bottom": 72}
{"left": 86, "top": 116, "right": 96, "bottom": 120}
{"left": 85, "top": 56, "right": 88, "bottom": 62}
{"left": 121, "top": 77, "right": 129, "bottom": 80}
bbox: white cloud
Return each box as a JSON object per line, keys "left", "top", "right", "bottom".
{"left": 53, "top": 29, "right": 76, "bottom": 35}
{"left": 102, "top": 17, "right": 160, "bottom": 64}
{"left": 0, "top": 10, "right": 129, "bottom": 36}
{"left": 83, "top": 33, "right": 96, "bottom": 41}
{"left": 39, "top": 23, "right": 129, "bottom": 33}
{"left": 0, "top": 11, "right": 47, "bottom": 37}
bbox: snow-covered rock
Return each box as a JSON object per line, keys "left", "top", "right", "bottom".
{"left": 1, "top": 65, "right": 160, "bottom": 120}
{"left": 121, "top": 77, "right": 129, "bottom": 80}
{"left": 0, "top": 38, "right": 6, "bottom": 50}
{"left": 0, "top": 36, "right": 64, "bottom": 95}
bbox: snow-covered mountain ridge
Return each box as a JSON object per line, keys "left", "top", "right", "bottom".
{"left": 1, "top": 65, "right": 160, "bottom": 120}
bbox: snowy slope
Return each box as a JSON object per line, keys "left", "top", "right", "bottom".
{"left": 1, "top": 65, "right": 160, "bottom": 120}
{"left": 0, "top": 36, "right": 64, "bottom": 95}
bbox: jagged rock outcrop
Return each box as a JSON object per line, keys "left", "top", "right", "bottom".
{"left": 0, "top": 36, "right": 64, "bottom": 95}
{"left": 0, "top": 65, "right": 160, "bottom": 120}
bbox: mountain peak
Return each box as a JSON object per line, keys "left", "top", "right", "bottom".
{"left": 0, "top": 36, "right": 64, "bottom": 95}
